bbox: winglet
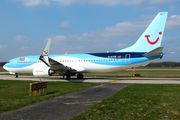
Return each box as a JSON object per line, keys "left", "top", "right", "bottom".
{"left": 39, "top": 38, "right": 51, "bottom": 66}
{"left": 41, "top": 38, "right": 51, "bottom": 56}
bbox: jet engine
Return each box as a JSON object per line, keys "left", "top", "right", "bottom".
{"left": 33, "top": 68, "right": 55, "bottom": 77}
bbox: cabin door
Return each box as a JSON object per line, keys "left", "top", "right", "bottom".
{"left": 13, "top": 59, "right": 17, "bottom": 67}
{"left": 125, "top": 54, "right": 131, "bottom": 65}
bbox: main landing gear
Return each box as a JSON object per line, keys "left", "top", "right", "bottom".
{"left": 63, "top": 74, "right": 71, "bottom": 80}
{"left": 14, "top": 73, "right": 18, "bottom": 78}
{"left": 63, "top": 73, "right": 84, "bottom": 80}
{"left": 77, "top": 73, "right": 84, "bottom": 79}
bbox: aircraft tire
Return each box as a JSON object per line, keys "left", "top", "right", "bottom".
{"left": 63, "top": 75, "right": 71, "bottom": 80}
{"left": 14, "top": 73, "right": 18, "bottom": 78}
{"left": 77, "top": 74, "right": 83, "bottom": 79}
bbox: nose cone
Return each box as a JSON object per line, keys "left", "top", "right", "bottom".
{"left": 3, "top": 64, "right": 8, "bottom": 71}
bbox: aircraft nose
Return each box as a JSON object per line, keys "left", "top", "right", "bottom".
{"left": 3, "top": 64, "right": 7, "bottom": 71}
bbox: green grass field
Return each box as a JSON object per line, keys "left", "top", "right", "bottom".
{"left": 0, "top": 67, "right": 6, "bottom": 72}
{"left": 85, "top": 69, "right": 180, "bottom": 78}
{"left": 136, "top": 67, "right": 180, "bottom": 69}
{"left": 72, "top": 84, "right": 180, "bottom": 120}
{"left": 0, "top": 80, "right": 99, "bottom": 113}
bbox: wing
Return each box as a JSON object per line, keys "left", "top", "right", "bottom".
{"left": 49, "top": 57, "right": 75, "bottom": 71}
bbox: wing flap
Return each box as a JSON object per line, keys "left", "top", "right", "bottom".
{"left": 49, "top": 58, "right": 75, "bottom": 71}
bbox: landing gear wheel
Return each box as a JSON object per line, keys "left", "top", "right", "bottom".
{"left": 14, "top": 73, "right": 18, "bottom": 78}
{"left": 77, "top": 74, "right": 84, "bottom": 79}
{"left": 63, "top": 75, "right": 71, "bottom": 80}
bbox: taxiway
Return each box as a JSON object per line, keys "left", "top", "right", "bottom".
{"left": 1, "top": 75, "right": 180, "bottom": 84}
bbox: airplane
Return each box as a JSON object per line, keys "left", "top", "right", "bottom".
{"left": 3, "top": 12, "right": 168, "bottom": 79}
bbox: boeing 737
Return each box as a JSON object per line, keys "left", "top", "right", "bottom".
{"left": 3, "top": 12, "right": 168, "bottom": 79}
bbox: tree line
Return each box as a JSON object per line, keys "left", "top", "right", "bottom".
{"left": 145, "top": 62, "right": 180, "bottom": 67}
{"left": 0, "top": 62, "right": 7, "bottom": 67}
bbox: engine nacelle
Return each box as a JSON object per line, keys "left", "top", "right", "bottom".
{"left": 33, "top": 68, "right": 55, "bottom": 77}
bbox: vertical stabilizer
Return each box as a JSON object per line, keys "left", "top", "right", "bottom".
{"left": 117, "top": 12, "right": 168, "bottom": 52}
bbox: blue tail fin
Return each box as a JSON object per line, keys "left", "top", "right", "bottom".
{"left": 117, "top": 12, "right": 168, "bottom": 52}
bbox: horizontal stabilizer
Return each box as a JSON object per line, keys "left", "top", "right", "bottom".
{"left": 143, "top": 47, "right": 163, "bottom": 57}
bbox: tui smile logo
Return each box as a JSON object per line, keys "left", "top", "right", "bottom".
{"left": 44, "top": 49, "right": 48, "bottom": 54}
{"left": 145, "top": 31, "right": 162, "bottom": 45}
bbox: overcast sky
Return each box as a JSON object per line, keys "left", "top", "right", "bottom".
{"left": 0, "top": 0, "right": 180, "bottom": 62}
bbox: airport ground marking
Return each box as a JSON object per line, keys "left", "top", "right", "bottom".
{"left": 111, "top": 80, "right": 126, "bottom": 83}
{"left": 100, "top": 77, "right": 136, "bottom": 83}
{"left": 111, "top": 77, "right": 137, "bottom": 83}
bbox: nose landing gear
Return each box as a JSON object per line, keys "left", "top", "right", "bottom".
{"left": 14, "top": 73, "right": 18, "bottom": 78}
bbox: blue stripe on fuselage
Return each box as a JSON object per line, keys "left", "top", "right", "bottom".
{"left": 88, "top": 52, "right": 145, "bottom": 58}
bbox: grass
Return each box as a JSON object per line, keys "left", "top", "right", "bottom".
{"left": 72, "top": 84, "right": 180, "bottom": 120}
{"left": 0, "top": 80, "right": 99, "bottom": 113}
{"left": 85, "top": 69, "right": 180, "bottom": 78}
{"left": 0, "top": 68, "right": 6, "bottom": 72}
{"left": 136, "top": 67, "right": 180, "bottom": 69}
